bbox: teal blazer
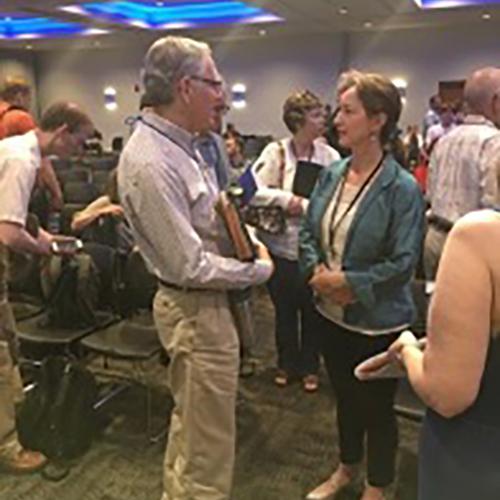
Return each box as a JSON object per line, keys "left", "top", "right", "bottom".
{"left": 299, "top": 155, "right": 425, "bottom": 331}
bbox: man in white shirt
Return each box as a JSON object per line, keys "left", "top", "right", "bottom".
{"left": 0, "top": 102, "right": 94, "bottom": 472}
{"left": 425, "top": 67, "right": 500, "bottom": 279}
{"left": 118, "top": 36, "right": 273, "bottom": 500}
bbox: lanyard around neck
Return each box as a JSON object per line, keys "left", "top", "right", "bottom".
{"left": 328, "top": 155, "right": 385, "bottom": 251}
{"left": 138, "top": 117, "right": 197, "bottom": 161}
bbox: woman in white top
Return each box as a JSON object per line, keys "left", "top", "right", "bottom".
{"left": 252, "top": 90, "right": 339, "bottom": 391}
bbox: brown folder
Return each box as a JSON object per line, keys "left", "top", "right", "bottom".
{"left": 215, "top": 191, "right": 256, "bottom": 262}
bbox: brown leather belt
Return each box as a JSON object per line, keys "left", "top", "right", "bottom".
{"left": 158, "top": 278, "right": 212, "bottom": 293}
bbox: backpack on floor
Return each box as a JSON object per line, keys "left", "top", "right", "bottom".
{"left": 17, "top": 356, "right": 98, "bottom": 463}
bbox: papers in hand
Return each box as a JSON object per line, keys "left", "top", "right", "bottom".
{"left": 354, "top": 337, "right": 426, "bottom": 381}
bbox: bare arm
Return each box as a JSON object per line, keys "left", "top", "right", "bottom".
{"left": 71, "top": 196, "right": 123, "bottom": 233}
{"left": 38, "top": 158, "right": 64, "bottom": 211}
{"left": 0, "top": 221, "right": 52, "bottom": 255}
{"left": 394, "top": 214, "right": 492, "bottom": 417}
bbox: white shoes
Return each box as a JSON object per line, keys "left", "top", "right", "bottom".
{"left": 305, "top": 470, "right": 352, "bottom": 500}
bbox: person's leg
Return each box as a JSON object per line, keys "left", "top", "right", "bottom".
{"left": 356, "top": 333, "right": 400, "bottom": 499}
{"left": 0, "top": 300, "right": 46, "bottom": 471}
{"left": 267, "top": 255, "right": 300, "bottom": 382}
{"left": 299, "top": 283, "right": 320, "bottom": 391}
{"left": 154, "top": 288, "right": 239, "bottom": 500}
{"left": 228, "top": 289, "right": 256, "bottom": 377}
{"left": 307, "top": 318, "right": 362, "bottom": 499}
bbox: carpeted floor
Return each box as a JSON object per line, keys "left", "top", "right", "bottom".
{"left": 0, "top": 289, "right": 420, "bottom": 500}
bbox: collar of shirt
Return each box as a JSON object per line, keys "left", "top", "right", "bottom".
{"left": 463, "top": 114, "right": 496, "bottom": 128}
{"left": 140, "top": 110, "right": 198, "bottom": 160}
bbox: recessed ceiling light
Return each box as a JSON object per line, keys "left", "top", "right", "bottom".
{"left": 364, "top": 21, "right": 373, "bottom": 28}
{"left": 26, "top": 44, "right": 33, "bottom": 50}
{"left": 482, "top": 12, "right": 491, "bottom": 20}
{"left": 259, "top": 28, "right": 266, "bottom": 36}
{"left": 338, "top": 7, "right": 348, "bottom": 15}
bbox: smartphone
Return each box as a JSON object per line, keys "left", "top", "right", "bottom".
{"left": 51, "top": 238, "right": 84, "bottom": 255}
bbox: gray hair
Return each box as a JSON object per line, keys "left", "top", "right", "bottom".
{"left": 141, "top": 36, "right": 211, "bottom": 107}
{"left": 464, "top": 67, "right": 500, "bottom": 116}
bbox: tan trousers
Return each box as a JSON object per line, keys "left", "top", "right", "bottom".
{"left": 423, "top": 225, "right": 449, "bottom": 281}
{"left": 0, "top": 244, "right": 23, "bottom": 459}
{"left": 154, "top": 286, "right": 239, "bottom": 500}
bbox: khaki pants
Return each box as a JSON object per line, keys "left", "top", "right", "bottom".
{"left": 0, "top": 244, "right": 23, "bottom": 459}
{"left": 423, "top": 225, "right": 449, "bottom": 281}
{"left": 154, "top": 286, "right": 239, "bottom": 500}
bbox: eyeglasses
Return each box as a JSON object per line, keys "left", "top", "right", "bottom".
{"left": 189, "top": 75, "right": 225, "bottom": 91}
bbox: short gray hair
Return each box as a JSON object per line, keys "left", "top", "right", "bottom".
{"left": 141, "top": 36, "right": 211, "bottom": 107}
{"left": 464, "top": 67, "right": 500, "bottom": 115}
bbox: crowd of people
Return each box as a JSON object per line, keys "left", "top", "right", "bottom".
{"left": 0, "top": 34, "right": 500, "bottom": 500}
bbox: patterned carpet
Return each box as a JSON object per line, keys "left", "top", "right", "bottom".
{"left": 1, "top": 289, "right": 420, "bottom": 500}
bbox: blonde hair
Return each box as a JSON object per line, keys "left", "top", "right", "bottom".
{"left": 0, "top": 77, "right": 30, "bottom": 102}
{"left": 282, "top": 90, "right": 323, "bottom": 134}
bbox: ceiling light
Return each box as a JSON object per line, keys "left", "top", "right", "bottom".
{"left": 391, "top": 77, "right": 408, "bottom": 89}
{"left": 0, "top": 14, "right": 107, "bottom": 39}
{"left": 414, "top": 0, "right": 500, "bottom": 9}
{"left": 258, "top": 28, "right": 266, "bottom": 36}
{"left": 338, "top": 7, "right": 348, "bottom": 15}
{"left": 482, "top": 12, "right": 491, "bottom": 19}
{"left": 26, "top": 44, "right": 33, "bottom": 50}
{"left": 61, "top": 1, "right": 284, "bottom": 30}
{"left": 363, "top": 21, "right": 373, "bottom": 28}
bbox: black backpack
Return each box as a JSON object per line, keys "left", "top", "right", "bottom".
{"left": 17, "top": 356, "right": 98, "bottom": 463}
{"left": 40, "top": 253, "right": 100, "bottom": 329}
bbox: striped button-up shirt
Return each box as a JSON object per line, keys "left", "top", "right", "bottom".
{"left": 118, "top": 110, "right": 272, "bottom": 290}
{"left": 428, "top": 115, "right": 500, "bottom": 223}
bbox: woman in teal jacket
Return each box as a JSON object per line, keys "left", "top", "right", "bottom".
{"left": 301, "top": 70, "right": 424, "bottom": 500}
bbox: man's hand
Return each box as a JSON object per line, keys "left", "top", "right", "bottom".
{"left": 254, "top": 242, "right": 274, "bottom": 272}
{"left": 286, "top": 195, "right": 304, "bottom": 217}
{"left": 36, "top": 228, "right": 53, "bottom": 256}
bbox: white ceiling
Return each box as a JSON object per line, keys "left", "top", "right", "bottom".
{"left": 1, "top": 0, "right": 499, "bottom": 50}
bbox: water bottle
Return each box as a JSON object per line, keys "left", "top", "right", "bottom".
{"left": 47, "top": 211, "right": 61, "bottom": 234}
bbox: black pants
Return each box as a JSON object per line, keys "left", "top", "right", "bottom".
{"left": 267, "top": 254, "right": 319, "bottom": 376}
{"left": 317, "top": 311, "right": 399, "bottom": 487}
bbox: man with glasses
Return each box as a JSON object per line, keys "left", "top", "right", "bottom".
{"left": 118, "top": 36, "right": 273, "bottom": 500}
{"left": 0, "top": 101, "right": 94, "bottom": 473}
{"left": 425, "top": 67, "right": 500, "bottom": 279}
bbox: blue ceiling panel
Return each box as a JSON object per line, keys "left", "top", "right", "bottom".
{"left": 61, "top": 0, "right": 283, "bottom": 29}
{"left": 414, "top": 0, "right": 500, "bottom": 9}
{"left": 0, "top": 13, "right": 108, "bottom": 39}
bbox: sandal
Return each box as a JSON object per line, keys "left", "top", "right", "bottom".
{"left": 303, "top": 374, "right": 319, "bottom": 393}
